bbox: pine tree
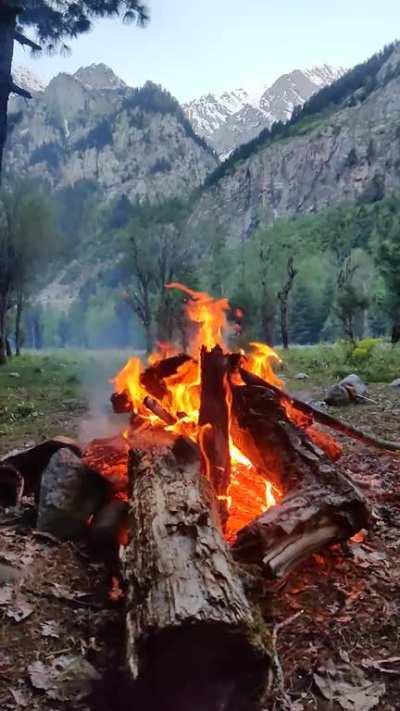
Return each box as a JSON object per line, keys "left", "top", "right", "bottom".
{"left": 0, "top": 0, "right": 148, "bottom": 177}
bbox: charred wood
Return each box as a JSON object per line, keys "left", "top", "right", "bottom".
{"left": 140, "top": 353, "right": 192, "bottom": 400}
{"left": 0, "top": 463, "right": 24, "bottom": 507}
{"left": 230, "top": 384, "right": 370, "bottom": 577}
{"left": 198, "top": 345, "right": 231, "bottom": 496}
{"left": 239, "top": 367, "right": 400, "bottom": 453}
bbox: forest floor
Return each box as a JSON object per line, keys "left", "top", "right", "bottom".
{"left": 0, "top": 349, "right": 399, "bottom": 710}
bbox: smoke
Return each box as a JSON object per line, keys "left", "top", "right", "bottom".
{"left": 77, "top": 351, "right": 132, "bottom": 445}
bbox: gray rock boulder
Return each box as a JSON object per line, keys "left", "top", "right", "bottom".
{"left": 390, "top": 378, "right": 400, "bottom": 389}
{"left": 294, "top": 372, "right": 309, "bottom": 380}
{"left": 326, "top": 374, "right": 367, "bottom": 406}
{"left": 37, "top": 448, "right": 107, "bottom": 540}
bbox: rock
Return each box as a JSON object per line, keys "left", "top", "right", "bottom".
{"left": 1, "top": 436, "right": 82, "bottom": 499}
{"left": 37, "top": 449, "right": 107, "bottom": 540}
{"left": 9, "top": 372, "right": 20, "bottom": 378}
{"left": 390, "top": 378, "right": 400, "bottom": 389}
{"left": 326, "top": 374, "right": 368, "bottom": 406}
{"left": 325, "top": 384, "right": 351, "bottom": 406}
{"left": 340, "top": 373, "right": 368, "bottom": 397}
{"left": 294, "top": 372, "right": 309, "bottom": 380}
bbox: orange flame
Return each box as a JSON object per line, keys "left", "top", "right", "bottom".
{"left": 166, "top": 282, "right": 230, "bottom": 354}
{"left": 112, "top": 284, "right": 292, "bottom": 541}
{"left": 247, "top": 342, "right": 283, "bottom": 388}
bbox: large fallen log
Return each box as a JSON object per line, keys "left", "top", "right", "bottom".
{"left": 121, "top": 436, "right": 269, "bottom": 711}
{"left": 230, "top": 384, "right": 370, "bottom": 578}
{"left": 239, "top": 367, "right": 400, "bottom": 453}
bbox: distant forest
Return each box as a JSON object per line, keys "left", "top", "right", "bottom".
{"left": 9, "top": 181, "right": 400, "bottom": 354}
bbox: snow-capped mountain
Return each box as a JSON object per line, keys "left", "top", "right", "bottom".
{"left": 184, "top": 65, "right": 346, "bottom": 157}
{"left": 12, "top": 65, "right": 45, "bottom": 94}
{"left": 11, "top": 63, "right": 127, "bottom": 97}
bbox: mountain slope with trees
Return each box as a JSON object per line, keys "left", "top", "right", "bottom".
{"left": 189, "top": 42, "right": 400, "bottom": 244}
{"left": 185, "top": 65, "right": 345, "bottom": 157}
{"left": 0, "top": 0, "right": 149, "bottom": 179}
{"left": 5, "top": 71, "right": 217, "bottom": 203}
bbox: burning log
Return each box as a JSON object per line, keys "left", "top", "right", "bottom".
{"left": 121, "top": 437, "right": 269, "bottom": 711}
{"left": 239, "top": 367, "right": 400, "bottom": 453}
{"left": 140, "top": 353, "right": 192, "bottom": 400}
{"left": 143, "top": 396, "right": 177, "bottom": 426}
{"left": 230, "top": 384, "right": 370, "bottom": 577}
{"left": 198, "top": 345, "right": 231, "bottom": 496}
{"left": 110, "top": 390, "right": 132, "bottom": 414}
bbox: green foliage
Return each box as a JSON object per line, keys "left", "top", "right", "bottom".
{"left": 279, "top": 341, "right": 400, "bottom": 384}
{"left": 351, "top": 338, "right": 381, "bottom": 363}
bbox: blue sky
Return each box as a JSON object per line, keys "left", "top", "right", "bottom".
{"left": 14, "top": 0, "right": 400, "bottom": 102}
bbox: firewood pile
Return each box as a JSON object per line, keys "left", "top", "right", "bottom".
{"left": 2, "top": 284, "right": 399, "bottom": 710}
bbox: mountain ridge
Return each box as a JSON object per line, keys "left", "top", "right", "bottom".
{"left": 184, "top": 64, "right": 346, "bottom": 156}
{"left": 6, "top": 73, "right": 217, "bottom": 203}
{"left": 188, "top": 42, "right": 400, "bottom": 245}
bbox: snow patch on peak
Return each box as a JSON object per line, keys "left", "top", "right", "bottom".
{"left": 185, "top": 64, "right": 347, "bottom": 156}
{"left": 12, "top": 64, "right": 45, "bottom": 94}
{"left": 303, "top": 64, "right": 347, "bottom": 87}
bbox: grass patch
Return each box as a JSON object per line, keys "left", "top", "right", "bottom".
{"left": 0, "top": 352, "right": 89, "bottom": 453}
{"left": 278, "top": 341, "right": 400, "bottom": 385}
{"left": 0, "top": 349, "right": 141, "bottom": 454}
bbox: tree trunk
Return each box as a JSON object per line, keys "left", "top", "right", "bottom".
{"left": 0, "top": 5, "right": 16, "bottom": 181}
{"left": 15, "top": 286, "right": 23, "bottom": 355}
{"left": 122, "top": 438, "right": 269, "bottom": 711}
{"left": 5, "top": 337, "right": 12, "bottom": 357}
{"left": 277, "top": 256, "right": 297, "bottom": 350}
{"left": 144, "top": 320, "right": 152, "bottom": 354}
{"left": 0, "top": 295, "right": 7, "bottom": 364}
{"left": 391, "top": 313, "right": 400, "bottom": 345}
{"left": 261, "top": 302, "right": 275, "bottom": 347}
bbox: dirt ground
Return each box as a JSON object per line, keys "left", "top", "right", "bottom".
{"left": 0, "top": 375, "right": 399, "bottom": 710}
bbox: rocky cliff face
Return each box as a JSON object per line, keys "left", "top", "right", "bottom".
{"left": 188, "top": 47, "right": 400, "bottom": 245}
{"left": 184, "top": 65, "right": 345, "bottom": 157}
{"left": 6, "top": 66, "right": 217, "bottom": 203}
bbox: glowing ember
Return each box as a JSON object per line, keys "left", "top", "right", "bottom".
{"left": 109, "top": 575, "right": 124, "bottom": 602}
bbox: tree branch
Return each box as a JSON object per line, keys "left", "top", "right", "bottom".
{"left": 13, "top": 31, "right": 41, "bottom": 51}
{"left": 10, "top": 83, "right": 31, "bottom": 99}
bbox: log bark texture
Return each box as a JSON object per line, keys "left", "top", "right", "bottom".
{"left": 231, "top": 384, "right": 369, "bottom": 577}
{"left": 122, "top": 438, "right": 269, "bottom": 711}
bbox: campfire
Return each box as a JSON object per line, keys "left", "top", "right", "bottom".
{"left": 1, "top": 283, "right": 375, "bottom": 710}
{"left": 85, "top": 282, "right": 366, "bottom": 560}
